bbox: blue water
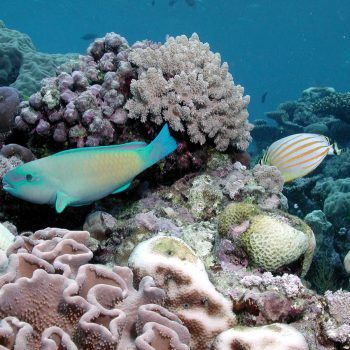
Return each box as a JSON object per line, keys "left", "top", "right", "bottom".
{"left": 2, "top": 0, "right": 350, "bottom": 120}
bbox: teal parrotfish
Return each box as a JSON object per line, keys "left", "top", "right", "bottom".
{"left": 259, "top": 133, "right": 341, "bottom": 183}
{"left": 2, "top": 124, "right": 177, "bottom": 213}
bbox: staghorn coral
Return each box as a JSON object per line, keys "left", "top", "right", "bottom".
{"left": 212, "top": 324, "right": 308, "bottom": 350}
{"left": 125, "top": 33, "right": 252, "bottom": 151}
{"left": 0, "top": 228, "right": 193, "bottom": 349}
{"left": 128, "top": 236, "right": 236, "bottom": 350}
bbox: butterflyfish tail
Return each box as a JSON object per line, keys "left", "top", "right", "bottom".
{"left": 333, "top": 142, "right": 342, "bottom": 155}
{"left": 145, "top": 124, "right": 177, "bottom": 167}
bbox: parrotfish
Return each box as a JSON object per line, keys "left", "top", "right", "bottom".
{"left": 3, "top": 124, "right": 177, "bottom": 213}
{"left": 260, "top": 133, "right": 341, "bottom": 183}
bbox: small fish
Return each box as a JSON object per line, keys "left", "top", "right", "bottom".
{"left": 261, "top": 91, "right": 268, "bottom": 103}
{"left": 3, "top": 124, "right": 177, "bottom": 213}
{"left": 80, "top": 33, "right": 98, "bottom": 41}
{"left": 259, "top": 133, "right": 341, "bottom": 182}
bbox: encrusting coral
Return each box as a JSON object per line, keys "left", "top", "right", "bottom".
{"left": 125, "top": 33, "right": 252, "bottom": 151}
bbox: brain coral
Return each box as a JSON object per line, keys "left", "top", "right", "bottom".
{"left": 125, "top": 33, "right": 252, "bottom": 151}
{"left": 218, "top": 203, "right": 315, "bottom": 276}
{"left": 218, "top": 202, "right": 259, "bottom": 236}
{"left": 241, "top": 215, "right": 310, "bottom": 274}
{"left": 0, "top": 228, "right": 191, "bottom": 349}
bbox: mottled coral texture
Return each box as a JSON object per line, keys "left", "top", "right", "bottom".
{"left": 126, "top": 33, "right": 252, "bottom": 151}
{"left": 212, "top": 324, "right": 308, "bottom": 350}
{"left": 0, "top": 228, "right": 191, "bottom": 349}
{"left": 129, "top": 236, "right": 236, "bottom": 350}
{"left": 323, "top": 290, "right": 350, "bottom": 346}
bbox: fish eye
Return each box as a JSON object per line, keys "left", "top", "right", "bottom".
{"left": 26, "top": 174, "right": 33, "bottom": 182}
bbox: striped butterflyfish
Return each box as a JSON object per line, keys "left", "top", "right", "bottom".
{"left": 260, "top": 133, "right": 341, "bottom": 183}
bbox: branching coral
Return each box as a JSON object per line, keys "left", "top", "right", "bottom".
{"left": 125, "top": 33, "right": 252, "bottom": 151}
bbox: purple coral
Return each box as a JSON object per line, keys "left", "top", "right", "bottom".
{"left": 14, "top": 33, "right": 133, "bottom": 148}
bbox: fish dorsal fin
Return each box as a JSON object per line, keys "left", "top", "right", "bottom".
{"left": 55, "top": 191, "right": 73, "bottom": 213}
{"left": 53, "top": 142, "right": 147, "bottom": 157}
{"left": 112, "top": 182, "right": 132, "bottom": 194}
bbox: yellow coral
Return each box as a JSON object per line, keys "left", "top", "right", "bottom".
{"left": 240, "top": 215, "right": 309, "bottom": 272}
{"left": 218, "top": 202, "right": 259, "bottom": 236}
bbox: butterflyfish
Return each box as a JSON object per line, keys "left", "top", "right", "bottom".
{"left": 259, "top": 133, "right": 341, "bottom": 183}
{"left": 3, "top": 124, "right": 177, "bottom": 213}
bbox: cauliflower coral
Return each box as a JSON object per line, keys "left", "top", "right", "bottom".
{"left": 125, "top": 33, "right": 252, "bottom": 151}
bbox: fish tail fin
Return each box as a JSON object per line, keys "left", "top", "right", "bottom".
{"left": 333, "top": 142, "right": 342, "bottom": 155}
{"left": 329, "top": 142, "right": 342, "bottom": 155}
{"left": 143, "top": 124, "right": 177, "bottom": 168}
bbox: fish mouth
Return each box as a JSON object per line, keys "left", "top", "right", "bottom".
{"left": 2, "top": 177, "right": 16, "bottom": 192}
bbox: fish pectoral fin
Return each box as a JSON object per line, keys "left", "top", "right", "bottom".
{"left": 112, "top": 182, "right": 132, "bottom": 194}
{"left": 55, "top": 191, "right": 73, "bottom": 213}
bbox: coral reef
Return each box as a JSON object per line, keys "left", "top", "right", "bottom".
{"left": 324, "top": 290, "right": 350, "bottom": 345}
{"left": 0, "top": 228, "right": 193, "bottom": 349}
{"left": 0, "top": 144, "right": 34, "bottom": 162}
{"left": 0, "top": 222, "right": 15, "bottom": 252}
{"left": 0, "top": 87, "right": 21, "bottom": 133}
{"left": 218, "top": 202, "right": 315, "bottom": 276}
{"left": 125, "top": 33, "right": 252, "bottom": 151}
{"left": 312, "top": 91, "right": 350, "bottom": 124}
{"left": 254, "top": 87, "right": 350, "bottom": 292}
{"left": 304, "top": 210, "right": 347, "bottom": 292}
{"left": 212, "top": 324, "right": 308, "bottom": 350}
{"left": 0, "top": 21, "right": 77, "bottom": 96}
{"left": 9, "top": 31, "right": 252, "bottom": 185}
{"left": 129, "top": 236, "right": 236, "bottom": 349}
{"left": 262, "top": 87, "right": 350, "bottom": 146}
